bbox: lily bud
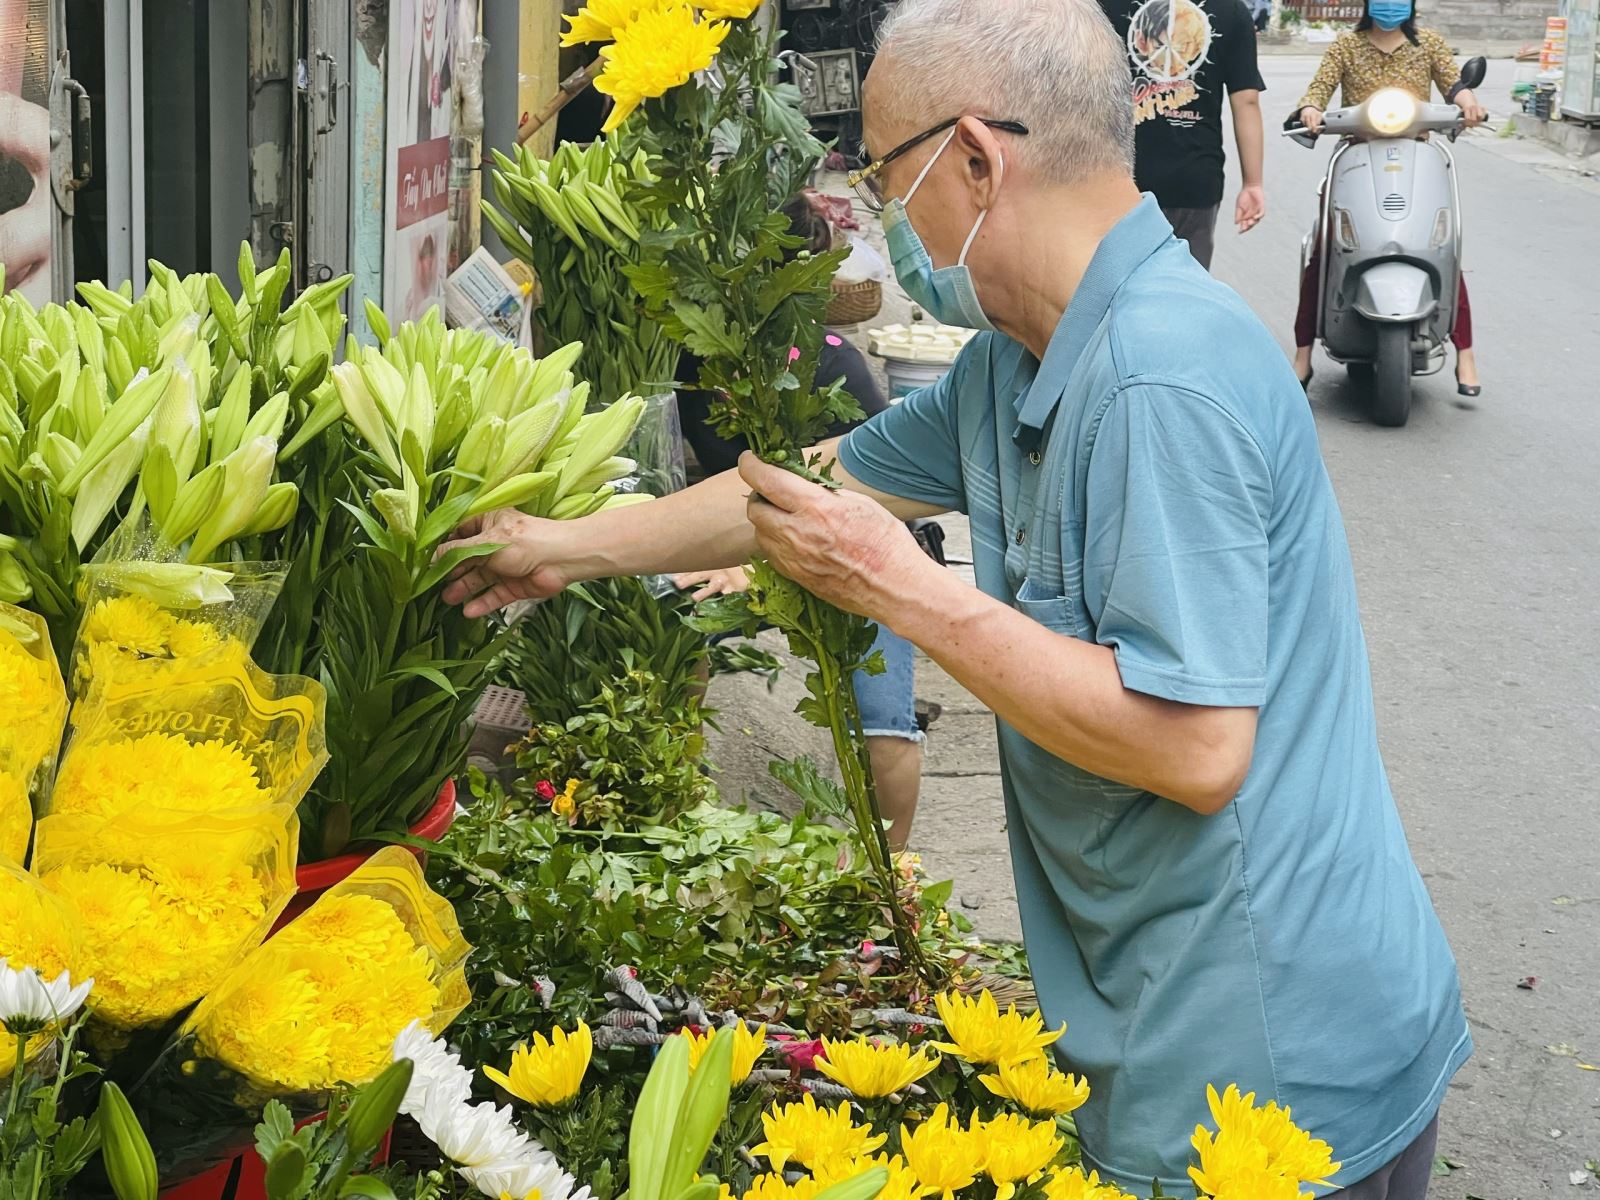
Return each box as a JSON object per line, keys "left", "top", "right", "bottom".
{"left": 72, "top": 416, "right": 152, "bottom": 551}
{"left": 236, "top": 481, "right": 299, "bottom": 538}
{"left": 187, "top": 435, "right": 275, "bottom": 562}
{"left": 373, "top": 487, "right": 417, "bottom": 541}
{"left": 148, "top": 358, "right": 203, "bottom": 482}
{"left": 331, "top": 362, "right": 401, "bottom": 477}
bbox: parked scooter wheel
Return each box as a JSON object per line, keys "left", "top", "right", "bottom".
{"left": 1371, "top": 324, "right": 1413, "bottom": 427}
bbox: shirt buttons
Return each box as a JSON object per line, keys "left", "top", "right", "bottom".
{"left": 1014, "top": 528, "right": 1026, "bottom": 544}
{"left": 1028, "top": 450, "right": 1041, "bottom": 466}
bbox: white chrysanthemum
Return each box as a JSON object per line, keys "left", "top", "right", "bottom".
{"left": 420, "top": 1095, "right": 527, "bottom": 1170}
{"left": 393, "top": 1020, "right": 475, "bottom": 1114}
{"left": 461, "top": 1146, "right": 591, "bottom": 1200}
{"left": 0, "top": 959, "right": 92, "bottom": 1035}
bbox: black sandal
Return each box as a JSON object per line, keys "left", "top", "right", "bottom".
{"left": 1298, "top": 366, "right": 1314, "bottom": 392}
{"left": 1456, "top": 379, "right": 1482, "bottom": 398}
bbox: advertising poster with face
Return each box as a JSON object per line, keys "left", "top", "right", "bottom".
{"left": 0, "top": 0, "right": 52, "bottom": 305}
{"left": 385, "top": 0, "right": 458, "bottom": 321}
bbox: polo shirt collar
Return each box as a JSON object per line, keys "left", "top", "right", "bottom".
{"left": 1013, "top": 194, "right": 1172, "bottom": 441}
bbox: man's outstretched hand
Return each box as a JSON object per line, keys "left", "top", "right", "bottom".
{"left": 738, "top": 452, "right": 934, "bottom": 626}
{"left": 438, "top": 509, "right": 568, "bottom": 617}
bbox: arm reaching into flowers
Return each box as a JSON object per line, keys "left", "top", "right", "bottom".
{"left": 437, "top": 437, "right": 943, "bottom": 617}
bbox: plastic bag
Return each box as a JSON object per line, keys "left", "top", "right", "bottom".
{"left": 47, "top": 646, "right": 327, "bottom": 824}
{"left": 71, "top": 558, "right": 287, "bottom": 696}
{"left": 32, "top": 804, "right": 300, "bottom": 1033}
{"left": 132, "top": 847, "right": 471, "bottom": 1179}
{"left": 834, "top": 236, "right": 888, "bottom": 285}
{"left": 615, "top": 392, "right": 686, "bottom": 600}
{"left": 0, "top": 603, "right": 67, "bottom": 862}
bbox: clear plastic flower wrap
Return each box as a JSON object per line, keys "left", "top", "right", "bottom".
{"left": 45, "top": 641, "right": 327, "bottom": 824}
{"left": 129, "top": 847, "right": 471, "bottom": 1180}
{"left": 31, "top": 803, "right": 300, "bottom": 1035}
{"left": 0, "top": 602, "right": 67, "bottom": 863}
{"left": 69, "top": 526, "right": 287, "bottom": 696}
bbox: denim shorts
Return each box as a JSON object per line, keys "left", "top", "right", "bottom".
{"left": 854, "top": 623, "right": 922, "bottom": 743}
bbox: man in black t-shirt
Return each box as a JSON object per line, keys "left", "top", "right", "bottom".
{"left": 1100, "top": 0, "right": 1266, "bottom": 270}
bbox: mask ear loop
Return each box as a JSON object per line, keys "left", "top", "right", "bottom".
{"left": 902, "top": 127, "right": 960, "bottom": 208}
{"left": 957, "top": 150, "right": 1003, "bottom": 266}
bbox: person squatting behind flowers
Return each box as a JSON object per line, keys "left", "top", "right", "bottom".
{"left": 439, "top": 0, "right": 1470, "bottom": 1193}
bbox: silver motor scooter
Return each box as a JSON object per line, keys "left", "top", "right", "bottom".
{"left": 1287, "top": 57, "right": 1487, "bottom": 427}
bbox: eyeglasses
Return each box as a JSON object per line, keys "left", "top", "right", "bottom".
{"left": 847, "top": 117, "right": 1030, "bottom": 213}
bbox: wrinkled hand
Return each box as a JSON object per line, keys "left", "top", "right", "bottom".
{"left": 738, "top": 452, "right": 932, "bottom": 624}
{"left": 1454, "top": 89, "right": 1488, "bottom": 127}
{"left": 438, "top": 509, "right": 569, "bottom": 617}
{"left": 0, "top": 94, "right": 52, "bottom": 292}
{"left": 673, "top": 565, "right": 752, "bottom": 602}
{"left": 1235, "top": 184, "right": 1265, "bottom": 233}
{"left": 1299, "top": 106, "right": 1325, "bottom": 134}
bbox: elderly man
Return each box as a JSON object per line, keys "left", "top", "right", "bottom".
{"left": 441, "top": 0, "right": 1469, "bottom": 1193}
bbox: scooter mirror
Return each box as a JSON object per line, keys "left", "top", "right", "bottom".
{"left": 1457, "top": 56, "right": 1488, "bottom": 92}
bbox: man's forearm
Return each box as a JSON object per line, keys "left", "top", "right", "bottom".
{"left": 885, "top": 565, "right": 1256, "bottom": 814}
{"left": 556, "top": 436, "right": 940, "bottom": 583}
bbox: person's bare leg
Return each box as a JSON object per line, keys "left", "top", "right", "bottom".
{"left": 1292, "top": 345, "right": 1313, "bottom": 383}
{"left": 1456, "top": 346, "right": 1479, "bottom": 389}
{"left": 870, "top": 735, "right": 925, "bottom": 853}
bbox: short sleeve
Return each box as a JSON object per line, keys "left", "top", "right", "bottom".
{"left": 1223, "top": 0, "right": 1267, "bottom": 93}
{"left": 1426, "top": 32, "right": 1461, "bottom": 99}
{"left": 1082, "top": 383, "right": 1271, "bottom": 708}
{"left": 837, "top": 349, "right": 969, "bottom": 513}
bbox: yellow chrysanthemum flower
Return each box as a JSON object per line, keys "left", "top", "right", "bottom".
{"left": 50, "top": 731, "right": 269, "bottom": 823}
{"left": 595, "top": 3, "right": 730, "bottom": 134}
{"left": 1189, "top": 1084, "right": 1340, "bottom": 1198}
{"left": 80, "top": 595, "right": 173, "bottom": 659}
{"left": 1043, "top": 1168, "right": 1136, "bottom": 1200}
{"left": 815, "top": 1155, "right": 929, "bottom": 1200}
{"left": 979, "top": 1054, "right": 1090, "bottom": 1117}
{"left": 932, "top": 990, "right": 1064, "bottom": 1066}
{"left": 0, "top": 772, "right": 30, "bottom": 865}
{"left": 485, "top": 1022, "right": 593, "bottom": 1107}
{"left": 196, "top": 894, "right": 445, "bottom": 1091}
{"left": 561, "top": 0, "right": 658, "bottom": 45}
{"left": 977, "top": 1113, "right": 1064, "bottom": 1200}
{"left": 697, "top": 0, "right": 765, "bottom": 18}
{"left": 815, "top": 1037, "right": 940, "bottom": 1099}
{"left": 900, "top": 1104, "right": 986, "bottom": 1200}
{"left": 739, "top": 1176, "right": 821, "bottom": 1200}
{"left": 0, "top": 626, "right": 65, "bottom": 768}
{"left": 752, "top": 1092, "right": 886, "bottom": 1173}
{"left": 0, "top": 866, "right": 75, "bottom": 979}
{"left": 685, "top": 1021, "right": 767, "bottom": 1084}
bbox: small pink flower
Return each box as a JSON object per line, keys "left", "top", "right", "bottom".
{"left": 788, "top": 346, "right": 802, "bottom": 362}
{"left": 534, "top": 780, "right": 557, "bottom": 802}
{"left": 775, "top": 1037, "right": 826, "bottom": 1072}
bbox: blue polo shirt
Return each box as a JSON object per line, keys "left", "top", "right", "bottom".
{"left": 839, "top": 196, "right": 1469, "bottom": 1193}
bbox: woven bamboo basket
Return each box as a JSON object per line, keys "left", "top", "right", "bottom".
{"left": 826, "top": 278, "right": 882, "bottom": 326}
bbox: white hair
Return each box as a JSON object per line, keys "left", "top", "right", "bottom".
{"left": 874, "top": 0, "right": 1135, "bottom": 182}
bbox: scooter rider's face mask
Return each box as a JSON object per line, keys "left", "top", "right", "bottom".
{"left": 1367, "top": 0, "right": 1412, "bottom": 29}
{"left": 882, "top": 129, "right": 1002, "bottom": 332}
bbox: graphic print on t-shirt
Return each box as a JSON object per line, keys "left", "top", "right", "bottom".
{"left": 1127, "top": 0, "right": 1214, "bottom": 124}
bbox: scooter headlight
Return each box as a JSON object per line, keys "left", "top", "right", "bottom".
{"left": 1367, "top": 88, "right": 1419, "bottom": 136}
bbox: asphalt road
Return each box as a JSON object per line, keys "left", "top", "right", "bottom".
{"left": 717, "top": 60, "right": 1600, "bottom": 1196}
{"left": 1205, "top": 58, "right": 1600, "bottom": 1199}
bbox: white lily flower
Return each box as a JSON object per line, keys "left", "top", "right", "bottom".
{"left": 0, "top": 959, "right": 93, "bottom": 1036}
{"left": 418, "top": 1094, "right": 527, "bottom": 1170}
{"left": 393, "top": 1020, "right": 474, "bottom": 1115}
{"left": 461, "top": 1149, "right": 591, "bottom": 1200}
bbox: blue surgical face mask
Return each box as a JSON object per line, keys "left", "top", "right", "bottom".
{"left": 1368, "top": 0, "right": 1412, "bottom": 29}
{"left": 881, "top": 129, "right": 1000, "bottom": 332}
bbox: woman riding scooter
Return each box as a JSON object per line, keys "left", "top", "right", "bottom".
{"left": 1292, "top": 0, "right": 1488, "bottom": 395}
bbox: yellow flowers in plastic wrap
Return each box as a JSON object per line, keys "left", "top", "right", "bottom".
{"left": 0, "top": 858, "right": 83, "bottom": 1073}
{"left": 33, "top": 807, "right": 298, "bottom": 1030}
{"left": 187, "top": 847, "right": 471, "bottom": 1095}
{"left": 0, "top": 603, "right": 68, "bottom": 862}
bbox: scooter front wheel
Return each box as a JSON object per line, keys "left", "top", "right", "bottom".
{"left": 1372, "top": 324, "right": 1413, "bottom": 427}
